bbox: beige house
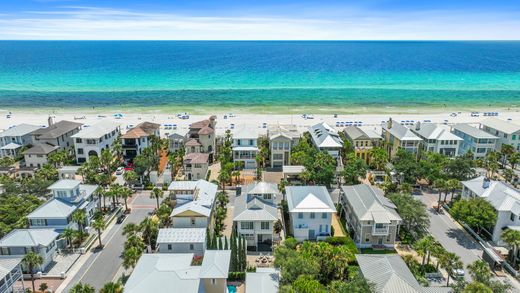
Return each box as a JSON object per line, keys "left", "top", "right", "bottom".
{"left": 382, "top": 118, "right": 422, "bottom": 158}
{"left": 184, "top": 153, "right": 209, "bottom": 181}
{"left": 23, "top": 143, "right": 59, "bottom": 168}
{"left": 267, "top": 124, "right": 300, "bottom": 168}
{"left": 186, "top": 116, "right": 217, "bottom": 162}
{"left": 343, "top": 126, "right": 382, "bottom": 163}
{"left": 341, "top": 184, "right": 401, "bottom": 248}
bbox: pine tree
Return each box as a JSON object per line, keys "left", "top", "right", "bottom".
{"left": 212, "top": 231, "right": 218, "bottom": 250}
{"left": 230, "top": 230, "right": 237, "bottom": 271}
{"left": 238, "top": 234, "right": 243, "bottom": 271}
{"left": 224, "top": 236, "right": 229, "bottom": 250}
{"left": 218, "top": 236, "right": 223, "bottom": 250}
{"left": 206, "top": 227, "right": 211, "bottom": 249}
{"left": 242, "top": 236, "right": 247, "bottom": 271}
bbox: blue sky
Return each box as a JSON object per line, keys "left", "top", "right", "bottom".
{"left": 0, "top": 0, "right": 519, "bottom": 40}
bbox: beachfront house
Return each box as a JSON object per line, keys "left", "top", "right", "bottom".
{"left": 168, "top": 180, "right": 218, "bottom": 229}
{"left": 451, "top": 123, "right": 498, "bottom": 158}
{"left": 184, "top": 153, "right": 209, "bottom": 181}
{"left": 382, "top": 119, "right": 422, "bottom": 157}
{"left": 72, "top": 120, "right": 121, "bottom": 163}
{"left": 267, "top": 124, "right": 300, "bottom": 168}
{"left": 343, "top": 126, "right": 382, "bottom": 163}
{"left": 356, "top": 254, "right": 452, "bottom": 293}
{"left": 309, "top": 122, "right": 343, "bottom": 161}
{"left": 245, "top": 268, "right": 280, "bottom": 293}
{"left": 186, "top": 116, "right": 217, "bottom": 162}
{"left": 0, "top": 229, "right": 59, "bottom": 272}
{"left": 340, "top": 184, "right": 401, "bottom": 248}
{"left": 156, "top": 228, "right": 206, "bottom": 256}
{"left": 168, "top": 132, "right": 185, "bottom": 153}
{"left": 232, "top": 125, "right": 260, "bottom": 169}
{"left": 0, "top": 124, "right": 42, "bottom": 158}
{"left": 23, "top": 143, "right": 59, "bottom": 168}
{"left": 124, "top": 250, "right": 231, "bottom": 293}
{"left": 461, "top": 176, "right": 520, "bottom": 245}
{"left": 480, "top": 117, "right": 520, "bottom": 151}
{"left": 411, "top": 122, "right": 462, "bottom": 157}
{"left": 285, "top": 186, "right": 336, "bottom": 241}
{"left": 121, "top": 122, "right": 161, "bottom": 161}
{"left": 26, "top": 179, "right": 99, "bottom": 231}
{"left": 0, "top": 257, "right": 24, "bottom": 293}
{"left": 31, "top": 120, "right": 83, "bottom": 150}
{"left": 233, "top": 182, "right": 280, "bottom": 251}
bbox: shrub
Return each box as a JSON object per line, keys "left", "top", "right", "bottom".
{"left": 284, "top": 237, "right": 298, "bottom": 249}
{"left": 228, "top": 272, "right": 246, "bottom": 281}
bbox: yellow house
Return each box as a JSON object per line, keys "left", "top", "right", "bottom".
{"left": 343, "top": 126, "right": 382, "bottom": 163}
{"left": 382, "top": 119, "right": 422, "bottom": 158}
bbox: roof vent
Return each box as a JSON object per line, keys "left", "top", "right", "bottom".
{"left": 415, "top": 121, "right": 421, "bottom": 131}
{"left": 387, "top": 118, "right": 393, "bottom": 129}
{"left": 483, "top": 178, "right": 490, "bottom": 189}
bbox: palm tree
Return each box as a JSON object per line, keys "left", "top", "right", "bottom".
{"left": 500, "top": 144, "right": 515, "bottom": 168}
{"left": 140, "top": 217, "right": 158, "bottom": 250}
{"left": 430, "top": 243, "right": 446, "bottom": 271}
{"left": 440, "top": 252, "right": 463, "bottom": 286}
{"left": 122, "top": 223, "right": 140, "bottom": 237}
{"left": 92, "top": 217, "right": 106, "bottom": 248}
{"left": 150, "top": 187, "right": 164, "bottom": 209}
{"left": 502, "top": 169, "right": 515, "bottom": 184}
{"left": 123, "top": 246, "right": 142, "bottom": 270}
{"left": 501, "top": 228, "right": 520, "bottom": 266}
{"left": 100, "top": 281, "right": 123, "bottom": 293}
{"left": 120, "top": 186, "right": 132, "bottom": 212}
{"left": 69, "top": 282, "right": 95, "bottom": 293}
{"left": 156, "top": 204, "right": 172, "bottom": 227}
{"left": 414, "top": 235, "right": 436, "bottom": 269}
{"left": 62, "top": 227, "right": 75, "bottom": 248}
{"left": 509, "top": 152, "right": 520, "bottom": 169}
{"left": 123, "top": 170, "right": 139, "bottom": 187}
{"left": 467, "top": 260, "right": 492, "bottom": 284}
{"left": 483, "top": 151, "right": 500, "bottom": 178}
{"left": 231, "top": 170, "right": 241, "bottom": 186}
{"left": 23, "top": 251, "right": 44, "bottom": 292}
{"left": 433, "top": 178, "right": 446, "bottom": 211}
{"left": 72, "top": 209, "right": 86, "bottom": 234}
{"left": 446, "top": 179, "right": 460, "bottom": 203}
{"left": 274, "top": 219, "right": 283, "bottom": 238}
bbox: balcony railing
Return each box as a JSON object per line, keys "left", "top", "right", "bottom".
{"left": 295, "top": 224, "right": 309, "bottom": 229}
{"left": 372, "top": 227, "right": 389, "bottom": 235}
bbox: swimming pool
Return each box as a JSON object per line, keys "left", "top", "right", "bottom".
{"left": 227, "top": 285, "right": 237, "bottom": 293}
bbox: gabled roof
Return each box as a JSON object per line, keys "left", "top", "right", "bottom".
{"left": 169, "top": 132, "right": 185, "bottom": 140}
{"left": 462, "top": 176, "right": 520, "bottom": 213}
{"left": 412, "top": 123, "right": 462, "bottom": 141}
{"left": 0, "top": 229, "right": 59, "bottom": 247}
{"left": 267, "top": 124, "right": 300, "bottom": 140}
{"left": 169, "top": 180, "right": 217, "bottom": 215}
{"left": 244, "top": 182, "right": 279, "bottom": 195}
{"left": 0, "top": 142, "right": 21, "bottom": 150}
{"left": 309, "top": 122, "right": 343, "bottom": 148}
{"left": 245, "top": 268, "right": 280, "bottom": 293}
{"left": 383, "top": 121, "right": 422, "bottom": 141}
{"left": 185, "top": 152, "right": 209, "bottom": 164}
{"left": 185, "top": 139, "right": 202, "bottom": 147}
{"left": 170, "top": 201, "right": 212, "bottom": 217}
{"left": 32, "top": 120, "right": 82, "bottom": 139}
{"left": 157, "top": 228, "right": 206, "bottom": 244}
{"left": 344, "top": 126, "right": 373, "bottom": 140}
{"left": 233, "top": 125, "right": 260, "bottom": 140}
{"left": 190, "top": 119, "right": 210, "bottom": 129}
{"left": 72, "top": 120, "right": 120, "bottom": 139}
{"left": 452, "top": 124, "right": 498, "bottom": 139}
{"left": 121, "top": 122, "right": 160, "bottom": 139}
{"left": 24, "top": 143, "right": 59, "bottom": 155}
{"left": 27, "top": 198, "right": 77, "bottom": 219}
{"left": 0, "top": 257, "right": 22, "bottom": 281}
{"left": 480, "top": 117, "right": 520, "bottom": 134}
{"left": 341, "top": 184, "right": 401, "bottom": 223}
{"left": 233, "top": 195, "right": 278, "bottom": 222}
{"left": 0, "top": 124, "right": 42, "bottom": 138}
{"left": 286, "top": 186, "right": 335, "bottom": 213}
{"left": 198, "top": 126, "right": 214, "bottom": 135}
{"left": 199, "top": 250, "right": 231, "bottom": 278}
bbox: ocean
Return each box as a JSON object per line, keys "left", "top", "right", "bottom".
{"left": 0, "top": 41, "right": 519, "bottom": 113}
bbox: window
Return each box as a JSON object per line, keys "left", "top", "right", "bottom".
{"left": 76, "top": 138, "right": 82, "bottom": 143}
{"left": 249, "top": 139, "right": 254, "bottom": 145}
{"left": 0, "top": 247, "right": 9, "bottom": 255}
{"left": 511, "top": 213, "right": 516, "bottom": 221}
{"left": 310, "top": 212, "right": 315, "bottom": 219}
{"left": 189, "top": 244, "right": 194, "bottom": 250}
{"left": 167, "top": 244, "right": 172, "bottom": 250}
{"left": 31, "top": 219, "right": 47, "bottom": 226}
{"left": 322, "top": 213, "right": 327, "bottom": 219}
{"left": 190, "top": 217, "right": 196, "bottom": 226}
{"left": 56, "top": 190, "right": 68, "bottom": 198}
{"left": 263, "top": 194, "right": 272, "bottom": 200}
{"left": 211, "top": 279, "right": 216, "bottom": 285}
{"left": 244, "top": 234, "right": 254, "bottom": 240}
{"left": 298, "top": 213, "right": 303, "bottom": 219}
{"left": 261, "top": 221, "right": 270, "bottom": 230}
{"left": 86, "top": 139, "right": 96, "bottom": 145}
{"left": 375, "top": 223, "right": 385, "bottom": 228}
{"left": 241, "top": 222, "right": 254, "bottom": 230}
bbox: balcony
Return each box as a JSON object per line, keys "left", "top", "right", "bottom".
{"left": 294, "top": 223, "right": 309, "bottom": 229}
{"left": 372, "top": 225, "right": 389, "bottom": 235}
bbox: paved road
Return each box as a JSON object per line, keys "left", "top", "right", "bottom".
{"left": 63, "top": 191, "right": 156, "bottom": 291}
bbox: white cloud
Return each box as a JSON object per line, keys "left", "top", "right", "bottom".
{"left": 0, "top": 6, "right": 518, "bottom": 40}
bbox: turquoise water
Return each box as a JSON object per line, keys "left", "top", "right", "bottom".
{"left": 0, "top": 41, "right": 519, "bottom": 113}
{"left": 227, "top": 285, "right": 237, "bottom": 293}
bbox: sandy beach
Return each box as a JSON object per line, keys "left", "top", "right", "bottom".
{"left": 2, "top": 108, "right": 520, "bottom": 136}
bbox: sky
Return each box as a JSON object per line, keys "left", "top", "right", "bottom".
{"left": 0, "top": 0, "right": 519, "bottom": 40}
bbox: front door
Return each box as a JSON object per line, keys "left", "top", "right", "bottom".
{"left": 378, "top": 237, "right": 383, "bottom": 245}
{"left": 309, "top": 229, "right": 315, "bottom": 240}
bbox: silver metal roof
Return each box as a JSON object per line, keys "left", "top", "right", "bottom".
{"left": 0, "top": 124, "right": 42, "bottom": 138}
{"left": 156, "top": 228, "right": 206, "bottom": 244}
{"left": 309, "top": 122, "right": 343, "bottom": 148}
{"left": 245, "top": 268, "right": 280, "bottom": 293}
{"left": 0, "top": 229, "right": 59, "bottom": 248}
{"left": 341, "top": 184, "right": 401, "bottom": 223}
{"left": 452, "top": 123, "right": 498, "bottom": 139}
{"left": 286, "top": 186, "right": 336, "bottom": 213}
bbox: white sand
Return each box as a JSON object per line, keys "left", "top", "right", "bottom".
{"left": 1, "top": 109, "right": 520, "bottom": 136}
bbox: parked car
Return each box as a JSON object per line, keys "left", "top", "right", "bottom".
{"left": 116, "top": 213, "right": 126, "bottom": 224}
{"left": 116, "top": 167, "right": 124, "bottom": 175}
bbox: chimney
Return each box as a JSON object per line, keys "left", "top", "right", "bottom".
{"left": 415, "top": 121, "right": 421, "bottom": 131}
{"left": 387, "top": 118, "right": 393, "bottom": 129}
{"left": 483, "top": 178, "right": 490, "bottom": 189}
{"left": 47, "top": 116, "right": 54, "bottom": 127}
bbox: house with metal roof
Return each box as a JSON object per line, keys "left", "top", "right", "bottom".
{"left": 267, "top": 124, "right": 300, "bottom": 168}
{"left": 343, "top": 126, "right": 382, "bottom": 163}
{"left": 72, "top": 120, "right": 121, "bottom": 163}
{"left": 156, "top": 228, "right": 206, "bottom": 256}
{"left": 0, "top": 229, "right": 59, "bottom": 271}
{"left": 169, "top": 132, "right": 186, "bottom": 153}
{"left": 23, "top": 143, "right": 59, "bottom": 168}
{"left": 120, "top": 121, "right": 160, "bottom": 161}
{"left": 0, "top": 124, "right": 42, "bottom": 158}
{"left": 340, "top": 184, "right": 401, "bottom": 248}
{"left": 31, "top": 120, "right": 83, "bottom": 150}
{"left": 245, "top": 268, "right": 280, "bottom": 293}
{"left": 0, "top": 257, "right": 24, "bottom": 293}
{"left": 27, "top": 179, "right": 99, "bottom": 232}
{"left": 382, "top": 119, "right": 422, "bottom": 157}
{"left": 169, "top": 180, "right": 218, "bottom": 229}
{"left": 308, "top": 122, "right": 343, "bottom": 160}
{"left": 124, "top": 250, "right": 231, "bottom": 293}
{"left": 232, "top": 125, "right": 260, "bottom": 169}
{"left": 286, "top": 186, "right": 336, "bottom": 241}
{"left": 480, "top": 117, "right": 520, "bottom": 151}
{"left": 452, "top": 123, "right": 498, "bottom": 158}
{"left": 411, "top": 123, "right": 462, "bottom": 157}
{"left": 356, "top": 254, "right": 452, "bottom": 293}
{"left": 233, "top": 182, "right": 280, "bottom": 251}
{"left": 461, "top": 176, "right": 520, "bottom": 245}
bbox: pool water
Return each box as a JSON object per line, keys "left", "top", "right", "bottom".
{"left": 227, "top": 285, "right": 237, "bottom": 293}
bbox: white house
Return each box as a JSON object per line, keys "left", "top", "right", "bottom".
{"left": 308, "top": 122, "right": 343, "bottom": 160}
{"left": 0, "top": 229, "right": 59, "bottom": 272}
{"left": 461, "top": 176, "right": 520, "bottom": 245}
{"left": 0, "top": 124, "right": 42, "bottom": 158}
{"left": 452, "top": 124, "right": 498, "bottom": 158}
{"left": 267, "top": 124, "right": 300, "bottom": 168}
{"left": 232, "top": 125, "right": 260, "bottom": 169}
{"left": 23, "top": 144, "right": 59, "bottom": 168}
{"left": 156, "top": 228, "right": 206, "bottom": 256}
{"left": 480, "top": 117, "right": 520, "bottom": 151}
{"left": 0, "top": 257, "right": 24, "bottom": 293}
{"left": 411, "top": 122, "right": 462, "bottom": 156}
{"left": 72, "top": 120, "right": 121, "bottom": 163}
{"left": 233, "top": 182, "right": 280, "bottom": 251}
{"left": 168, "top": 180, "right": 218, "bottom": 228}
{"left": 245, "top": 268, "right": 280, "bottom": 293}
{"left": 120, "top": 122, "right": 160, "bottom": 161}
{"left": 285, "top": 186, "right": 336, "bottom": 241}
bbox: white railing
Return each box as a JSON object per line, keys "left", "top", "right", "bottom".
{"left": 372, "top": 227, "right": 389, "bottom": 235}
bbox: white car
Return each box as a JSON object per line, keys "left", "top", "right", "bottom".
{"left": 116, "top": 167, "right": 124, "bottom": 175}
